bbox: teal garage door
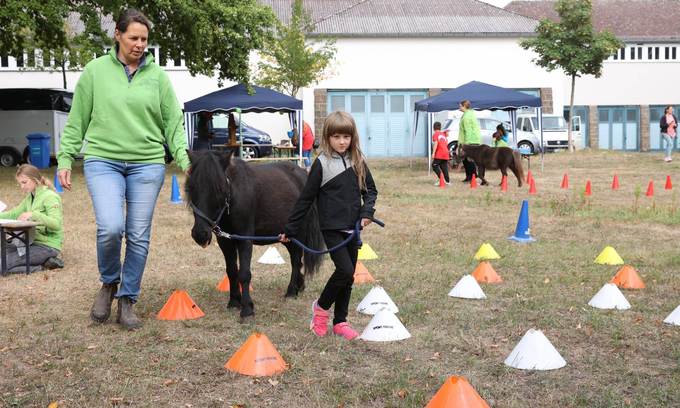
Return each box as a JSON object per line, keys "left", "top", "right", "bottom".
{"left": 598, "top": 107, "right": 639, "bottom": 151}
{"left": 328, "top": 91, "right": 428, "bottom": 157}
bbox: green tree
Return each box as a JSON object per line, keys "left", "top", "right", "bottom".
{"left": 254, "top": 0, "right": 336, "bottom": 97}
{"left": 0, "top": 0, "right": 276, "bottom": 89}
{"left": 520, "top": 0, "right": 622, "bottom": 151}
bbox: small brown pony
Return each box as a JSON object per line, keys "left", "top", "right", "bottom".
{"left": 460, "top": 145, "right": 525, "bottom": 187}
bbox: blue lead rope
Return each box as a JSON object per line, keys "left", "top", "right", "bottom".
{"left": 212, "top": 218, "right": 385, "bottom": 255}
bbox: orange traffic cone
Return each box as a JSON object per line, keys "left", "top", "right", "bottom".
{"left": 470, "top": 174, "right": 477, "bottom": 189}
{"left": 471, "top": 261, "right": 502, "bottom": 284}
{"left": 610, "top": 265, "right": 646, "bottom": 289}
{"left": 611, "top": 175, "right": 620, "bottom": 190}
{"left": 157, "top": 290, "right": 205, "bottom": 320}
{"left": 354, "top": 261, "right": 376, "bottom": 284}
{"left": 439, "top": 172, "right": 446, "bottom": 188}
{"left": 426, "top": 376, "right": 490, "bottom": 408}
{"left": 646, "top": 180, "right": 654, "bottom": 197}
{"left": 500, "top": 175, "right": 508, "bottom": 192}
{"left": 560, "top": 173, "right": 569, "bottom": 189}
{"left": 585, "top": 180, "right": 592, "bottom": 196}
{"left": 526, "top": 169, "right": 533, "bottom": 184}
{"left": 216, "top": 276, "right": 253, "bottom": 292}
{"left": 528, "top": 177, "right": 536, "bottom": 195}
{"left": 665, "top": 175, "right": 673, "bottom": 190}
{"left": 225, "top": 332, "right": 288, "bottom": 377}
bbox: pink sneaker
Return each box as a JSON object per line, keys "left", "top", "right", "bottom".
{"left": 333, "top": 322, "right": 359, "bottom": 340}
{"left": 309, "top": 300, "right": 329, "bottom": 336}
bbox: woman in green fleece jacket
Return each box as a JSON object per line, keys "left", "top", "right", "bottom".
{"left": 0, "top": 164, "right": 63, "bottom": 273}
{"left": 57, "top": 9, "right": 191, "bottom": 330}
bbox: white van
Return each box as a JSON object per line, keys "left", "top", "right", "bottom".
{"left": 0, "top": 88, "right": 73, "bottom": 167}
{"left": 516, "top": 113, "right": 583, "bottom": 150}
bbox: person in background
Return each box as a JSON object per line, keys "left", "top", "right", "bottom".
{"left": 302, "top": 121, "right": 315, "bottom": 170}
{"left": 492, "top": 124, "right": 509, "bottom": 147}
{"left": 0, "top": 164, "right": 64, "bottom": 273}
{"left": 660, "top": 105, "right": 677, "bottom": 162}
{"left": 457, "top": 100, "right": 481, "bottom": 182}
{"left": 57, "top": 8, "right": 191, "bottom": 330}
{"left": 194, "top": 111, "right": 214, "bottom": 151}
{"left": 431, "top": 121, "right": 450, "bottom": 185}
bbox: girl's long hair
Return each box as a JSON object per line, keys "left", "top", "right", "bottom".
{"left": 320, "top": 111, "right": 367, "bottom": 190}
{"left": 16, "top": 164, "right": 54, "bottom": 190}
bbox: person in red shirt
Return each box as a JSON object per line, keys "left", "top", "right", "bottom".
{"left": 302, "top": 121, "right": 315, "bottom": 170}
{"left": 431, "top": 121, "right": 450, "bottom": 185}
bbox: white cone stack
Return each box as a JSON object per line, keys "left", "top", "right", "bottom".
{"left": 448, "top": 275, "right": 487, "bottom": 299}
{"left": 504, "top": 329, "right": 566, "bottom": 370}
{"left": 359, "top": 309, "right": 411, "bottom": 342}
{"left": 663, "top": 305, "right": 680, "bottom": 326}
{"left": 257, "top": 247, "right": 285, "bottom": 264}
{"left": 356, "top": 287, "right": 399, "bottom": 315}
{"left": 588, "top": 283, "right": 631, "bottom": 310}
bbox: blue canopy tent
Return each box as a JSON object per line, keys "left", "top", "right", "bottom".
{"left": 184, "top": 83, "right": 303, "bottom": 164}
{"left": 413, "top": 81, "right": 543, "bottom": 172}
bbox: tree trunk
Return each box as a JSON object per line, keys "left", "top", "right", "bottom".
{"left": 568, "top": 73, "right": 576, "bottom": 152}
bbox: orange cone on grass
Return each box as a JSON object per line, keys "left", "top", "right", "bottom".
{"left": 216, "top": 276, "right": 253, "bottom": 292}
{"left": 426, "top": 376, "right": 490, "bottom": 408}
{"left": 560, "top": 173, "right": 569, "bottom": 189}
{"left": 526, "top": 169, "right": 533, "bottom": 184}
{"left": 354, "top": 261, "right": 376, "bottom": 284}
{"left": 665, "top": 175, "right": 673, "bottom": 190}
{"left": 225, "top": 332, "right": 288, "bottom": 377}
{"left": 646, "top": 180, "right": 654, "bottom": 197}
{"left": 439, "top": 172, "right": 446, "bottom": 188}
{"left": 528, "top": 177, "right": 536, "bottom": 195}
{"left": 157, "top": 290, "right": 205, "bottom": 320}
{"left": 612, "top": 175, "right": 620, "bottom": 190}
{"left": 472, "top": 261, "right": 502, "bottom": 284}
{"left": 470, "top": 174, "right": 477, "bottom": 189}
{"left": 501, "top": 175, "right": 508, "bottom": 192}
{"left": 585, "top": 180, "right": 592, "bottom": 196}
{"left": 610, "top": 265, "right": 645, "bottom": 289}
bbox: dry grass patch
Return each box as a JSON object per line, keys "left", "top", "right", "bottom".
{"left": 1, "top": 150, "right": 679, "bottom": 407}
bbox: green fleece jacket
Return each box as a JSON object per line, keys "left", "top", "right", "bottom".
{"left": 57, "top": 48, "right": 190, "bottom": 171}
{"left": 459, "top": 110, "right": 481, "bottom": 145}
{"left": 0, "top": 187, "right": 64, "bottom": 251}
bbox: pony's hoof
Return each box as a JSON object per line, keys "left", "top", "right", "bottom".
{"left": 239, "top": 314, "right": 255, "bottom": 324}
{"left": 239, "top": 308, "right": 255, "bottom": 321}
{"left": 284, "top": 291, "right": 298, "bottom": 298}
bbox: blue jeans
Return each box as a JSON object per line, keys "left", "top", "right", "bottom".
{"left": 84, "top": 159, "right": 165, "bottom": 302}
{"left": 662, "top": 133, "right": 675, "bottom": 158}
{"left": 302, "top": 150, "right": 312, "bottom": 168}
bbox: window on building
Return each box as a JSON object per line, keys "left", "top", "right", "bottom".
{"left": 599, "top": 110, "right": 609, "bottom": 122}
{"left": 655, "top": 47, "right": 660, "bottom": 60}
{"left": 673, "top": 47, "right": 677, "bottom": 60}
{"left": 27, "top": 50, "right": 35, "bottom": 67}
{"left": 620, "top": 48, "right": 625, "bottom": 60}
{"left": 147, "top": 47, "right": 156, "bottom": 60}
{"left": 370, "top": 95, "right": 385, "bottom": 113}
{"left": 665, "top": 47, "right": 670, "bottom": 59}
{"left": 637, "top": 47, "right": 642, "bottom": 59}
{"left": 630, "top": 47, "right": 635, "bottom": 60}
{"left": 0, "top": 55, "right": 8, "bottom": 67}
{"left": 158, "top": 48, "right": 167, "bottom": 66}
{"left": 612, "top": 51, "right": 618, "bottom": 60}
{"left": 390, "top": 95, "right": 404, "bottom": 113}
{"left": 648, "top": 47, "right": 653, "bottom": 60}
{"left": 330, "top": 95, "right": 345, "bottom": 111}
{"left": 350, "top": 96, "right": 365, "bottom": 113}
{"left": 173, "top": 54, "right": 182, "bottom": 67}
{"left": 15, "top": 53, "right": 23, "bottom": 67}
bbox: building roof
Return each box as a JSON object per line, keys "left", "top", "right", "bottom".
{"left": 505, "top": 1, "right": 680, "bottom": 42}
{"left": 259, "top": 0, "right": 538, "bottom": 37}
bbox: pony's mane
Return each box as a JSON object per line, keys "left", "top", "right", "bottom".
{"left": 186, "top": 151, "right": 232, "bottom": 204}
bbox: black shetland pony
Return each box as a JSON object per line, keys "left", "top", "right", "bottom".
{"left": 185, "top": 150, "right": 324, "bottom": 319}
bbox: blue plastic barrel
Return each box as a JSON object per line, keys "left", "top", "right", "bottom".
{"left": 26, "top": 133, "right": 51, "bottom": 169}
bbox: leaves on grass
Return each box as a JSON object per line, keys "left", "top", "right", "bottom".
{"left": 397, "top": 388, "right": 408, "bottom": 399}
{"left": 48, "top": 403, "right": 59, "bottom": 408}
{"left": 268, "top": 379, "right": 279, "bottom": 386}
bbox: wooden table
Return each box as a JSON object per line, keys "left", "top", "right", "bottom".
{"left": 272, "top": 145, "right": 298, "bottom": 158}
{"left": 0, "top": 220, "right": 38, "bottom": 275}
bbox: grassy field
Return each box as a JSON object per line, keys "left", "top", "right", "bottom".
{"left": 1, "top": 150, "right": 679, "bottom": 407}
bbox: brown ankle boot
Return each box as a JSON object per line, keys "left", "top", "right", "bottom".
{"left": 90, "top": 283, "right": 117, "bottom": 323}
{"left": 117, "top": 297, "right": 142, "bottom": 330}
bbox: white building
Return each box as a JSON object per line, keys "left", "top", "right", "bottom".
{"left": 1, "top": 0, "right": 677, "bottom": 156}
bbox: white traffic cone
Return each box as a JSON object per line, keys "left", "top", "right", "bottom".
{"left": 504, "top": 329, "right": 566, "bottom": 370}
{"left": 257, "top": 247, "right": 285, "bottom": 264}
{"left": 356, "top": 287, "right": 399, "bottom": 315}
{"left": 588, "top": 283, "right": 631, "bottom": 310}
{"left": 448, "top": 275, "right": 486, "bottom": 299}
{"left": 663, "top": 305, "right": 680, "bottom": 326}
{"left": 359, "top": 309, "right": 411, "bottom": 342}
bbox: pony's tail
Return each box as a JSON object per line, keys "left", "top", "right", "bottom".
{"left": 301, "top": 203, "right": 324, "bottom": 277}
{"left": 512, "top": 150, "right": 525, "bottom": 187}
